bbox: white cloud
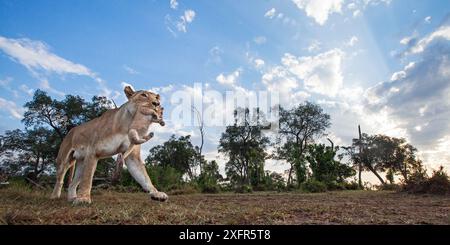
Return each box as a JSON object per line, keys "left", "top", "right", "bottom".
{"left": 420, "top": 135, "right": 450, "bottom": 170}
{"left": 216, "top": 69, "right": 241, "bottom": 86}
{"left": 390, "top": 62, "right": 415, "bottom": 81}
{"left": 408, "top": 25, "right": 450, "bottom": 55}
{"left": 123, "top": 65, "right": 139, "bottom": 75}
{"left": 307, "top": 40, "right": 321, "bottom": 52}
{"left": 347, "top": 0, "right": 391, "bottom": 18}
{"left": 400, "top": 36, "right": 413, "bottom": 45}
{"left": 261, "top": 65, "right": 300, "bottom": 106}
{"left": 165, "top": 15, "right": 178, "bottom": 37}
{"left": 281, "top": 49, "right": 345, "bottom": 97}
{"left": 400, "top": 31, "right": 418, "bottom": 46}
{"left": 0, "top": 97, "right": 24, "bottom": 119}
{"left": 365, "top": 29, "right": 450, "bottom": 162}
{"left": 282, "top": 16, "right": 297, "bottom": 25}
{"left": 253, "top": 36, "right": 267, "bottom": 45}
{"left": 264, "top": 8, "right": 276, "bottom": 19}
{"left": 291, "top": 0, "right": 343, "bottom": 25}
{"left": 362, "top": 0, "right": 392, "bottom": 7}
{"left": 177, "top": 9, "right": 196, "bottom": 33}
{"left": 0, "top": 36, "right": 111, "bottom": 97}
{"left": 0, "top": 36, "right": 93, "bottom": 76}
{"left": 184, "top": 9, "right": 195, "bottom": 23}
{"left": 206, "top": 46, "right": 223, "bottom": 65}
{"left": 264, "top": 8, "right": 295, "bottom": 25}
{"left": 0, "top": 77, "right": 12, "bottom": 87}
{"left": 0, "top": 77, "right": 20, "bottom": 98}
{"left": 150, "top": 84, "right": 174, "bottom": 94}
{"left": 347, "top": 2, "right": 357, "bottom": 10}
{"left": 166, "top": 9, "right": 196, "bottom": 35}
{"left": 19, "top": 84, "right": 34, "bottom": 96}
{"left": 40, "top": 79, "right": 64, "bottom": 96}
{"left": 258, "top": 49, "right": 345, "bottom": 107}
{"left": 254, "top": 59, "right": 265, "bottom": 69}
{"left": 170, "top": 0, "right": 178, "bottom": 10}
{"left": 346, "top": 36, "right": 359, "bottom": 47}
{"left": 424, "top": 16, "right": 432, "bottom": 23}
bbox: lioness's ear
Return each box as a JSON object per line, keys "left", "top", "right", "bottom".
{"left": 124, "top": 86, "right": 135, "bottom": 99}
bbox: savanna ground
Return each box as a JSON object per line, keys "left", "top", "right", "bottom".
{"left": 0, "top": 186, "right": 449, "bottom": 225}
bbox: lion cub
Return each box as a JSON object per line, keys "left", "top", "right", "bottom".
{"left": 123, "top": 106, "right": 165, "bottom": 159}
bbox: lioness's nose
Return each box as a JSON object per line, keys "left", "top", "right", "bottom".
{"left": 152, "top": 101, "right": 160, "bottom": 106}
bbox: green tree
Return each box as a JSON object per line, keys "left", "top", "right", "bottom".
{"left": 0, "top": 128, "right": 58, "bottom": 181}
{"left": 386, "top": 168, "right": 395, "bottom": 184}
{"left": 197, "top": 160, "right": 223, "bottom": 193}
{"left": 1, "top": 90, "right": 114, "bottom": 182}
{"left": 262, "top": 171, "right": 286, "bottom": 191}
{"left": 276, "top": 102, "right": 331, "bottom": 186}
{"left": 82, "top": 96, "right": 114, "bottom": 121}
{"left": 145, "top": 135, "right": 202, "bottom": 181}
{"left": 346, "top": 134, "right": 422, "bottom": 185}
{"left": 22, "top": 90, "right": 82, "bottom": 140}
{"left": 306, "top": 143, "right": 355, "bottom": 184}
{"left": 218, "top": 108, "right": 270, "bottom": 187}
{"left": 347, "top": 134, "right": 386, "bottom": 184}
{"left": 371, "top": 135, "right": 421, "bottom": 183}
{"left": 147, "top": 165, "right": 183, "bottom": 191}
{"left": 22, "top": 90, "right": 113, "bottom": 139}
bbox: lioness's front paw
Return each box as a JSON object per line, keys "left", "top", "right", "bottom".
{"left": 72, "top": 196, "right": 92, "bottom": 205}
{"left": 143, "top": 132, "right": 154, "bottom": 141}
{"left": 150, "top": 191, "right": 168, "bottom": 202}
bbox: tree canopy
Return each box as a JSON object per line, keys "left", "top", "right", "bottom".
{"left": 218, "top": 108, "right": 270, "bottom": 187}
{"left": 276, "top": 102, "right": 331, "bottom": 186}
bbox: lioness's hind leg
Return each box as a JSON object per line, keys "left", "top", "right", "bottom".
{"left": 68, "top": 161, "right": 84, "bottom": 202}
{"left": 72, "top": 156, "right": 97, "bottom": 205}
{"left": 51, "top": 159, "right": 74, "bottom": 199}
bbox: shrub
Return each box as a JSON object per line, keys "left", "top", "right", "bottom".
{"left": 234, "top": 184, "right": 253, "bottom": 193}
{"left": 218, "top": 181, "right": 233, "bottom": 192}
{"left": 301, "top": 180, "right": 327, "bottom": 193}
{"left": 197, "top": 175, "right": 221, "bottom": 193}
{"left": 200, "top": 183, "right": 220, "bottom": 193}
{"left": 252, "top": 184, "right": 268, "bottom": 192}
{"left": 119, "top": 169, "right": 141, "bottom": 188}
{"left": 168, "top": 184, "right": 199, "bottom": 195}
{"left": 342, "top": 181, "right": 360, "bottom": 190}
{"left": 427, "top": 167, "right": 450, "bottom": 195}
{"left": 326, "top": 181, "right": 345, "bottom": 191}
{"left": 403, "top": 166, "right": 450, "bottom": 195}
{"left": 286, "top": 183, "right": 297, "bottom": 191}
{"left": 5, "top": 177, "right": 30, "bottom": 191}
{"left": 377, "top": 183, "right": 401, "bottom": 191}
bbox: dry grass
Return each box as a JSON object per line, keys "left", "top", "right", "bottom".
{"left": 1, "top": 186, "right": 449, "bottom": 224}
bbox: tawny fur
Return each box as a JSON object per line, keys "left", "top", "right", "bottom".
{"left": 123, "top": 106, "right": 165, "bottom": 159}
{"left": 50, "top": 86, "right": 168, "bottom": 204}
{"left": 128, "top": 105, "right": 164, "bottom": 144}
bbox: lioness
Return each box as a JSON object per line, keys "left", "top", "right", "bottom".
{"left": 51, "top": 86, "right": 168, "bottom": 204}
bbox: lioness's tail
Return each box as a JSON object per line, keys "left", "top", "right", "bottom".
{"left": 50, "top": 131, "right": 76, "bottom": 199}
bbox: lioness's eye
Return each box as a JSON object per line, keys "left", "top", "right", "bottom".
{"left": 141, "top": 93, "right": 148, "bottom": 97}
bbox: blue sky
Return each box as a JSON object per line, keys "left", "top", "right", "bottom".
{"left": 1, "top": 0, "right": 450, "bottom": 181}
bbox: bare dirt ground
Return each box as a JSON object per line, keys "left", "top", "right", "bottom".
{"left": 1, "top": 187, "right": 449, "bottom": 224}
